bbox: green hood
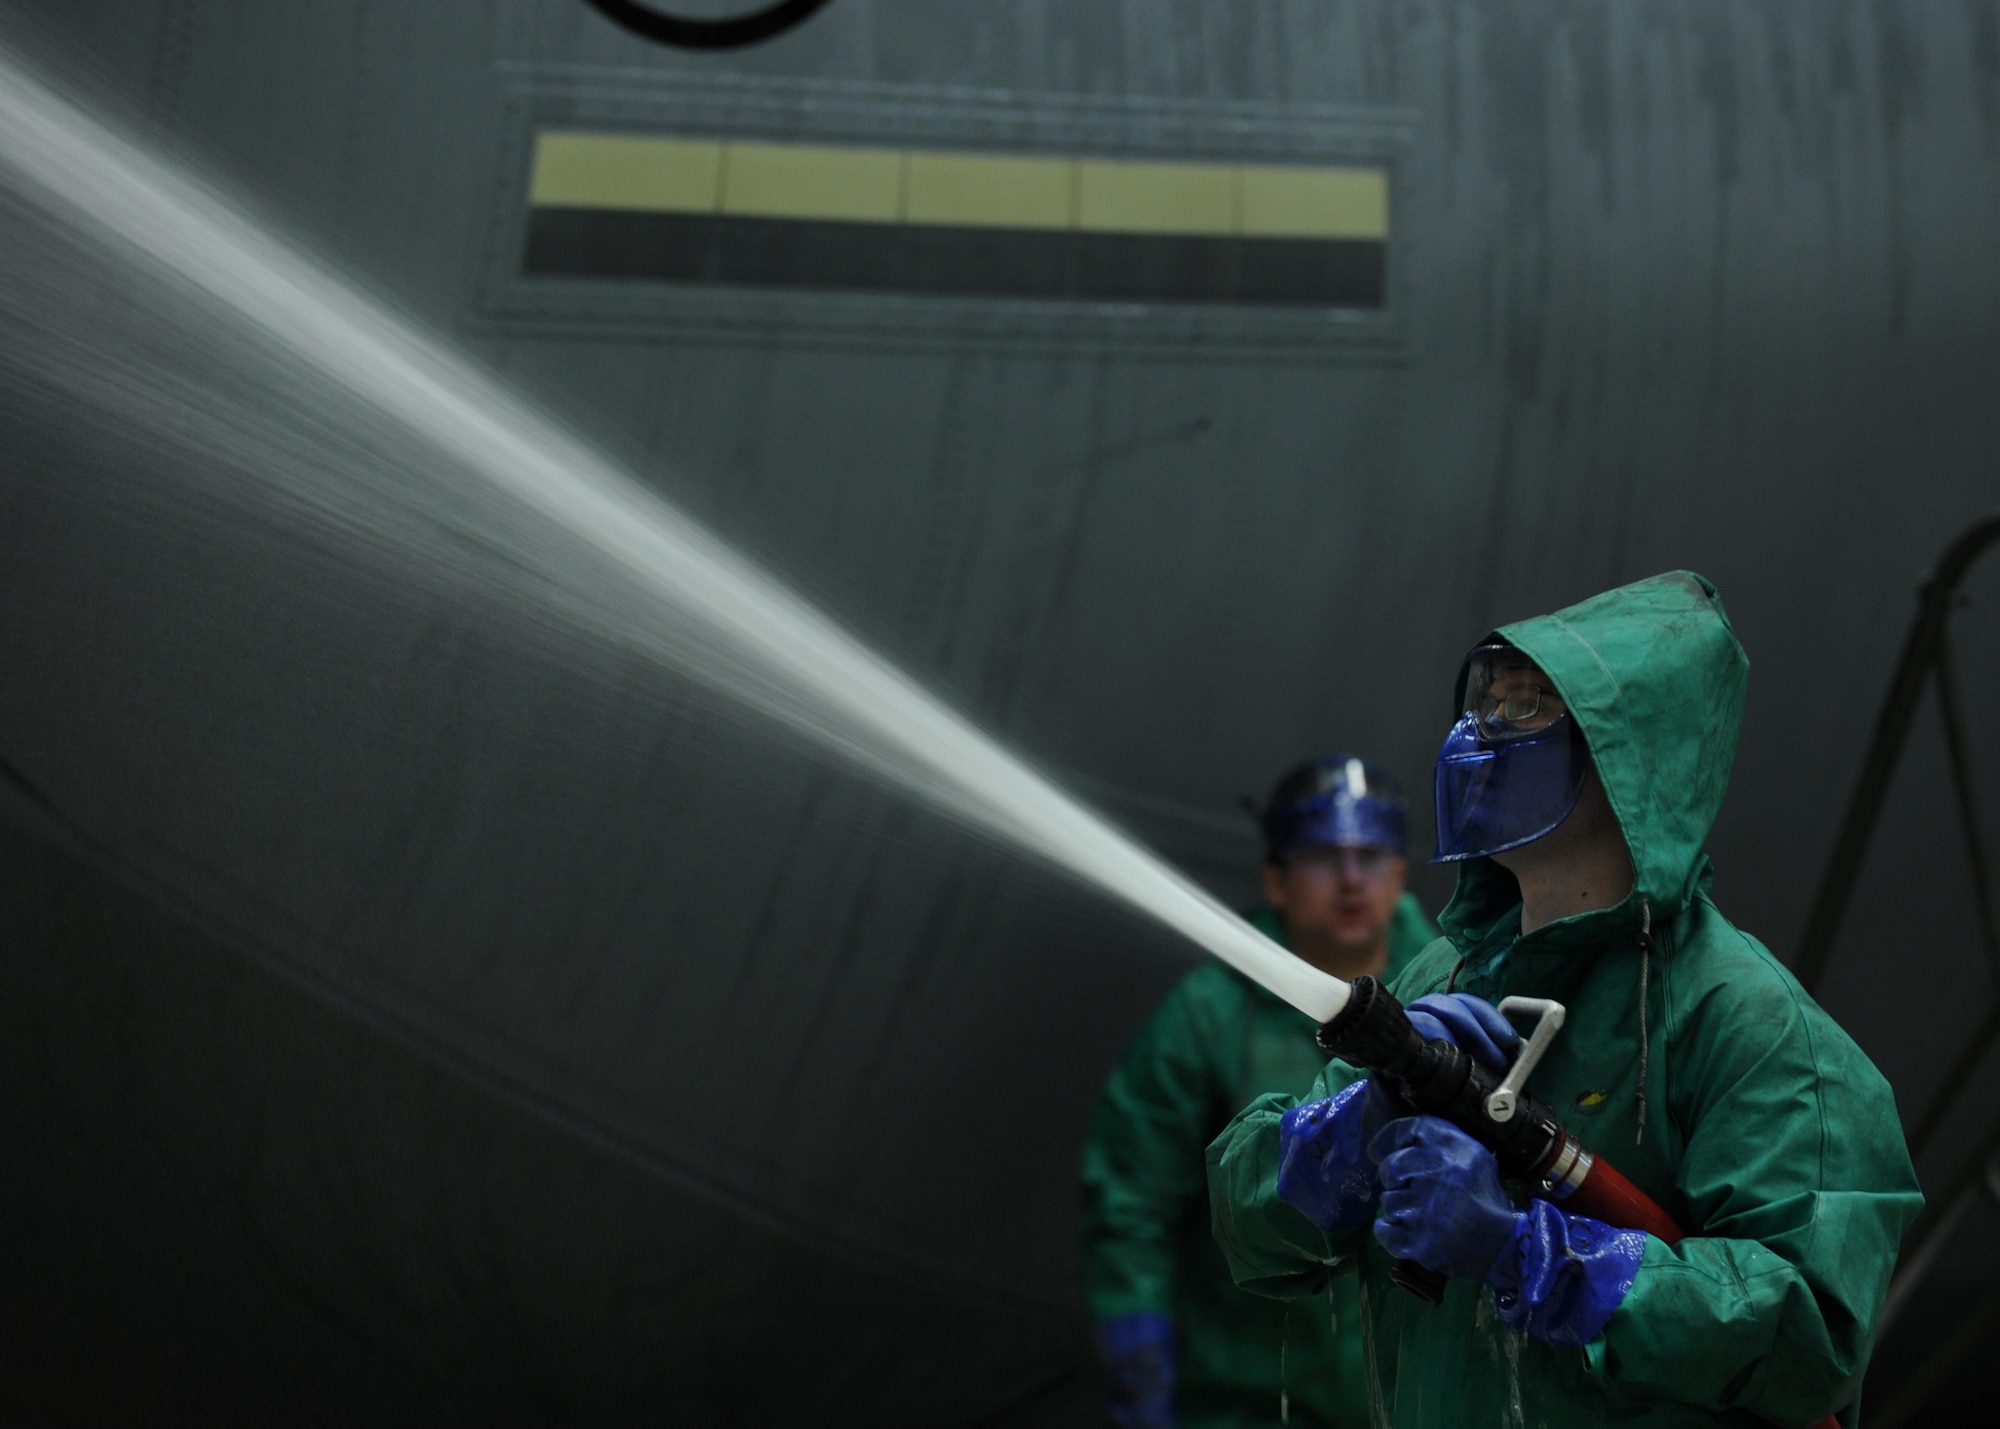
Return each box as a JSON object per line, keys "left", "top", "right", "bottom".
{"left": 1438, "top": 571, "right": 1750, "bottom": 953}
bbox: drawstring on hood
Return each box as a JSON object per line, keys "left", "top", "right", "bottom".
{"left": 1636, "top": 900, "right": 1652, "bottom": 1144}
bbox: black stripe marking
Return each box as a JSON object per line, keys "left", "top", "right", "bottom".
{"left": 523, "top": 208, "right": 1386, "bottom": 308}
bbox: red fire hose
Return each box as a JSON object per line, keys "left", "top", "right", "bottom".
{"left": 1561, "top": 1152, "right": 1685, "bottom": 1242}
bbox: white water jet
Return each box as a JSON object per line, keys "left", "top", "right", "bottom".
{"left": 0, "top": 43, "right": 1349, "bottom": 1023}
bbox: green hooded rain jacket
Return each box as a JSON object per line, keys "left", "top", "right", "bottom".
{"left": 1084, "top": 899, "right": 1438, "bottom": 1428}
{"left": 1205, "top": 572, "right": 1923, "bottom": 1427}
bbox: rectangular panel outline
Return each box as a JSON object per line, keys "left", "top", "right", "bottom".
{"left": 480, "top": 67, "right": 1416, "bottom": 360}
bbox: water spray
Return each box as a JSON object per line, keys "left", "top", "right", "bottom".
{"left": 0, "top": 40, "right": 1343, "bottom": 1024}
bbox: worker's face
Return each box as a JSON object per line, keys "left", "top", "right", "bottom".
{"left": 1462, "top": 652, "right": 1626, "bottom": 878}
{"left": 1262, "top": 844, "right": 1407, "bottom": 958}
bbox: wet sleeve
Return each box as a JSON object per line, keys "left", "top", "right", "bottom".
{"left": 1585, "top": 969, "right": 1924, "bottom": 1422}
{"left": 1203, "top": 1067, "right": 1367, "bottom": 1302}
{"left": 1080, "top": 974, "right": 1228, "bottom": 1320}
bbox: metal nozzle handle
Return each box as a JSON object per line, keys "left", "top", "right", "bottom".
{"left": 1485, "top": 997, "right": 1567, "bottom": 1123}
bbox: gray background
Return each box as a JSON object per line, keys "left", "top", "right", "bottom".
{"left": 1, "top": 1, "right": 1996, "bottom": 1422}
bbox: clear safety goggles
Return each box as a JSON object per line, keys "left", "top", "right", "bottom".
{"left": 1462, "top": 644, "right": 1570, "bottom": 741}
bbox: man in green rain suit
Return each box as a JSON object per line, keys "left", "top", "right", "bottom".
{"left": 1083, "top": 756, "right": 1439, "bottom": 1428}
{"left": 1206, "top": 572, "right": 1922, "bottom": 1427}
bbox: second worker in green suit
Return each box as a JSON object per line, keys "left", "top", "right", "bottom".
{"left": 1082, "top": 756, "right": 1438, "bottom": 1429}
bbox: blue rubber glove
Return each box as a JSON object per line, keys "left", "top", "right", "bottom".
{"left": 1368, "top": 1118, "right": 1648, "bottom": 1344}
{"left": 1280, "top": 996, "right": 1521, "bottom": 1242}
{"left": 1489, "top": 1200, "right": 1648, "bottom": 1346}
{"left": 1277, "top": 994, "right": 1518, "bottom": 1235}
{"left": 1404, "top": 992, "right": 1520, "bottom": 1072}
{"left": 1367, "top": 1115, "right": 1518, "bottom": 1280}
{"left": 1096, "top": 1312, "right": 1176, "bottom": 1429}
{"left": 1278, "top": 1080, "right": 1386, "bottom": 1233}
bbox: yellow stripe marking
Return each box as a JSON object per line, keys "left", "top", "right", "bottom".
{"left": 1075, "top": 158, "right": 1236, "bottom": 236}
{"left": 529, "top": 132, "right": 723, "bottom": 214}
{"left": 530, "top": 131, "right": 1389, "bottom": 241}
{"left": 720, "top": 141, "right": 904, "bottom": 224}
{"left": 1239, "top": 164, "right": 1389, "bottom": 240}
{"left": 903, "top": 151, "right": 1074, "bottom": 230}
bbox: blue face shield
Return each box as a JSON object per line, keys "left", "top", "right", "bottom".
{"left": 1432, "top": 646, "right": 1591, "bottom": 862}
{"left": 1261, "top": 756, "right": 1408, "bottom": 863}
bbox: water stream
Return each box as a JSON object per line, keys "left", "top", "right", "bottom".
{"left": 0, "top": 41, "right": 1348, "bottom": 1022}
